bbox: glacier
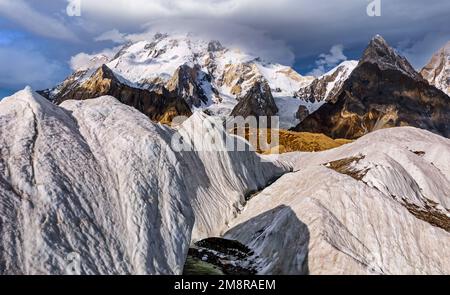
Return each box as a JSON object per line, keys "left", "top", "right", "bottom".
{"left": 0, "top": 87, "right": 449, "bottom": 275}
{"left": 226, "top": 127, "right": 450, "bottom": 274}
{"left": 0, "top": 87, "right": 288, "bottom": 274}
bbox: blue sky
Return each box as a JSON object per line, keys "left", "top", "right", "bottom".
{"left": 0, "top": 88, "right": 12, "bottom": 99}
{"left": 0, "top": 0, "right": 449, "bottom": 98}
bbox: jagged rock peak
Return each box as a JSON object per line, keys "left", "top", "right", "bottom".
{"left": 293, "top": 36, "right": 450, "bottom": 139}
{"left": 295, "top": 60, "right": 358, "bottom": 104}
{"left": 166, "top": 64, "right": 210, "bottom": 108}
{"left": 361, "top": 34, "right": 421, "bottom": 80}
{"left": 208, "top": 40, "right": 225, "bottom": 52}
{"left": 230, "top": 79, "right": 278, "bottom": 118}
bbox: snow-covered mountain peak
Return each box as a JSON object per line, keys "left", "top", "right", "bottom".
{"left": 421, "top": 40, "right": 450, "bottom": 96}
{"left": 321, "top": 60, "right": 358, "bottom": 78}
{"left": 294, "top": 60, "right": 358, "bottom": 118}
{"left": 44, "top": 32, "right": 316, "bottom": 128}
{"left": 4, "top": 86, "right": 47, "bottom": 107}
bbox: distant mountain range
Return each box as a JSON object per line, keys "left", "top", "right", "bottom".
{"left": 1, "top": 33, "right": 449, "bottom": 275}
{"left": 39, "top": 33, "right": 450, "bottom": 139}
{"left": 39, "top": 33, "right": 316, "bottom": 129}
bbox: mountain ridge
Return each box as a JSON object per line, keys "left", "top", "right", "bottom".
{"left": 293, "top": 35, "right": 450, "bottom": 139}
{"left": 41, "top": 33, "right": 317, "bottom": 128}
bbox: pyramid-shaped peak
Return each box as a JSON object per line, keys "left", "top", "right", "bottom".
{"left": 360, "top": 35, "right": 421, "bottom": 80}
{"left": 371, "top": 34, "right": 388, "bottom": 43}
{"left": 87, "top": 64, "right": 118, "bottom": 82}
{"left": 363, "top": 35, "right": 395, "bottom": 60}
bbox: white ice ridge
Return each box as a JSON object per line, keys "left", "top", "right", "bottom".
{"left": 0, "top": 87, "right": 288, "bottom": 274}
{"left": 226, "top": 127, "right": 450, "bottom": 274}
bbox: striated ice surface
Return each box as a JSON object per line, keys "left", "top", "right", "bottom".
{"left": 0, "top": 87, "right": 288, "bottom": 274}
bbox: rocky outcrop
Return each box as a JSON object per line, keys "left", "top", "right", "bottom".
{"left": 421, "top": 41, "right": 450, "bottom": 96}
{"left": 218, "top": 62, "right": 262, "bottom": 97}
{"left": 295, "top": 105, "right": 310, "bottom": 122}
{"left": 37, "top": 69, "right": 89, "bottom": 102}
{"left": 294, "top": 35, "right": 450, "bottom": 139}
{"left": 165, "top": 64, "right": 210, "bottom": 108}
{"left": 207, "top": 40, "right": 225, "bottom": 52}
{"left": 42, "top": 64, "right": 192, "bottom": 123}
{"left": 230, "top": 80, "right": 278, "bottom": 119}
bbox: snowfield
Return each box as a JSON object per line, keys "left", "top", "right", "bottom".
{"left": 0, "top": 88, "right": 449, "bottom": 275}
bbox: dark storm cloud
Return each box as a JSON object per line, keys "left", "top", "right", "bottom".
{"left": 75, "top": 0, "right": 450, "bottom": 66}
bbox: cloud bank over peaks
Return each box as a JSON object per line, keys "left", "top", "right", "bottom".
{"left": 90, "top": 19, "right": 296, "bottom": 66}
{"left": 307, "top": 44, "right": 348, "bottom": 76}
{"left": 70, "top": 47, "right": 122, "bottom": 71}
{"left": 94, "top": 29, "right": 127, "bottom": 44}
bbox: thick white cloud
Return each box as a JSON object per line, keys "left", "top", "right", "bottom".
{"left": 95, "top": 29, "right": 126, "bottom": 43}
{"left": 70, "top": 47, "right": 120, "bottom": 71}
{"left": 111, "top": 19, "right": 296, "bottom": 65}
{"left": 81, "top": 0, "right": 246, "bottom": 20}
{"left": 0, "top": 0, "right": 78, "bottom": 41}
{"left": 308, "top": 45, "right": 347, "bottom": 76}
{"left": 78, "top": 0, "right": 449, "bottom": 68}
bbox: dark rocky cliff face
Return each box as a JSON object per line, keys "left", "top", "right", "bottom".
{"left": 230, "top": 80, "right": 278, "bottom": 119}
{"left": 293, "top": 36, "right": 450, "bottom": 139}
{"left": 166, "top": 64, "right": 210, "bottom": 108}
{"left": 40, "top": 65, "right": 192, "bottom": 123}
